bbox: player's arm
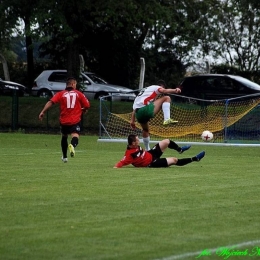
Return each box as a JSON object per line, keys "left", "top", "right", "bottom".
{"left": 113, "top": 162, "right": 124, "bottom": 168}
{"left": 81, "top": 104, "right": 90, "bottom": 114}
{"left": 81, "top": 108, "right": 89, "bottom": 114}
{"left": 81, "top": 94, "right": 91, "bottom": 114}
{"left": 130, "top": 110, "right": 136, "bottom": 129}
{"left": 159, "top": 88, "right": 181, "bottom": 94}
{"left": 39, "top": 101, "right": 54, "bottom": 120}
{"left": 113, "top": 155, "right": 132, "bottom": 168}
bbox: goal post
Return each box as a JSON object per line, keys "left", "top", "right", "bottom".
{"left": 98, "top": 93, "right": 260, "bottom": 146}
{"left": 98, "top": 56, "right": 260, "bottom": 146}
{"left": 139, "top": 57, "right": 145, "bottom": 89}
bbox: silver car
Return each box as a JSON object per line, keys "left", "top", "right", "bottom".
{"left": 31, "top": 70, "right": 136, "bottom": 101}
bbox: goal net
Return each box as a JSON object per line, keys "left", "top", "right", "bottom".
{"left": 98, "top": 94, "right": 260, "bottom": 146}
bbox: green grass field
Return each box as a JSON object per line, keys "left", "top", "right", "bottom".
{"left": 1, "top": 133, "right": 260, "bottom": 260}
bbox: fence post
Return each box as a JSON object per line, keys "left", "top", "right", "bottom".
{"left": 11, "top": 89, "right": 18, "bottom": 130}
{"left": 46, "top": 110, "right": 49, "bottom": 130}
{"left": 224, "top": 99, "right": 229, "bottom": 143}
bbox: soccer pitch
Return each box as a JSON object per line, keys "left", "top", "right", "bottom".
{"left": 0, "top": 133, "right": 260, "bottom": 260}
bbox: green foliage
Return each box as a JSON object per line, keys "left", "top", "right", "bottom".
{"left": 34, "top": 0, "right": 197, "bottom": 87}
{"left": 0, "top": 0, "right": 19, "bottom": 51}
{"left": 211, "top": 64, "right": 243, "bottom": 75}
{"left": 2, "top": 0, "right": 260, "bottom": 89}
{"left": 143, "top": 49, "right": 187, "bottom": 87}
{"left": 0, "top": 133, "right": 260, "bottom": 259}
{"left": 208, "top": 0, "right": 260, "bottom": 71}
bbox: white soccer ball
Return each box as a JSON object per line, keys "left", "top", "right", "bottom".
{"left": 201, "top": 130, "right": 214, "bottom": 142}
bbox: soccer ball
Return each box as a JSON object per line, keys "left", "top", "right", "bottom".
{"left": 201, "top": 130, "right": 213, "bottom": 142}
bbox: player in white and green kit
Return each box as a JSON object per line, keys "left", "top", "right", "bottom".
{"left": 130, "top": 80, "right": 184, "bottom": 150}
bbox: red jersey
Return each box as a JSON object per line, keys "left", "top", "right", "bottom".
{"left": 51, "top": 89, "right": 90, "bottom": 125}
{"left": 115, "top": 145, "right": 153, "bottom": 168}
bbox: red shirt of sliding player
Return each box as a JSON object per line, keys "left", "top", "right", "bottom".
{"left": 114, "top": 145, "right": 153, "bottom": 168}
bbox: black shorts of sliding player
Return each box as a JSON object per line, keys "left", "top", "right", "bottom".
{"left": 148, "top": 158, "right": 168, "bottom": 168}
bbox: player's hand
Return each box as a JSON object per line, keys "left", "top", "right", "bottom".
{"left": 39, "top": 113, "right": 44, "bottom": 121}
{"left": 82, "top": 108, "right": 88, "bottom": 114}
{"left": 130, "top": 122, "right": 136, "bottom": 129}
{"left": 175, "top": 88, "right": 181, "bottom": 94}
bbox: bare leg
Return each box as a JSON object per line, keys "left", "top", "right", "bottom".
{"left": 158, "top": 139, "right": 171, "bottom": 152}
{"left": 153, "top": 96, "right": 171, "bottom": 115}
{"left": 166, "top": 157, "right": 178, "bottom": 165}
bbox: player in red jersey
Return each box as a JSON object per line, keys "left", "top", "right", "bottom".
{"left": 114, "top": 134, "right": 205, "bottom": 168}
{"left": 39, "top": 77, "right": 90, "bottom": 162}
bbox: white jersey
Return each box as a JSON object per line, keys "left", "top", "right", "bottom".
{"left": 133, "top": 85, "right": 163, "bottom": 109}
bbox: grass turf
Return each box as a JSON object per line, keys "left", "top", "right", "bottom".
{"left": 0, "top": 133, "right": 260, "bottom": 260}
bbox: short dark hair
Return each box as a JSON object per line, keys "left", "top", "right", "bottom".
{"left": 157, "top": 79, "right": 166, "bottom": 87}
{"left": 128, "top": 134, "right": 137, "bottom": 145}
{"left": 66, "top": 77, "right": 77, "bottom": 85}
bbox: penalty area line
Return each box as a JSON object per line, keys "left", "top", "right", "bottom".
{"left": 154, "top": 239, "right": 260, "bottom": 260}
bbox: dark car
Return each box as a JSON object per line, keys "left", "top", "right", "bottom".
{"left": 177, "top": 74, "right": 260, "bottom": 101}
{"left": 0, "top": 78, "right": 28, "bottom": 97}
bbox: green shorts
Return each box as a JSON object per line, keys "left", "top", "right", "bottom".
{"left": 135, "top": 103, "right": 155, "bottom": 124}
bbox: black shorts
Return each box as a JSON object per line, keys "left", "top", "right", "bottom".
{"left": 147, "top": 143, "right": 168, "bottom": 168}
{"left": 60, "top": 122, "right": 81, "bottom": 135}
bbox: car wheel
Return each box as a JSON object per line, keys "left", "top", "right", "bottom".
{"left": 38, "top": 89, "right": 53, "bottom": 98}
{"left": 95, "top": 92, "right": 111, "bottom": 101}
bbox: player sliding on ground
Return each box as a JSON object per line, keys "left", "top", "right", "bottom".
{"left": 114, "top": 134, "right": 205, "bottom": 168}
{"left": 130, "top": 80, "right": 181, "bottom": 150}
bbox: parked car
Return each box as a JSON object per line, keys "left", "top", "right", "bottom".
{"left": 177, "top": 74, "right": 260, "bottom": 101}
{"left": 0, "top": 78, "right": 28, "bottom": 97}
{"left": 31, "top": 70, "right": 136, "bottom": 101}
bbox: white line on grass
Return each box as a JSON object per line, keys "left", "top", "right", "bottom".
{"left": 154, "top": 239, "right": 260, "bottom": 260}
{"left": 1, "top": 150, "right": 87, "bottom": 156}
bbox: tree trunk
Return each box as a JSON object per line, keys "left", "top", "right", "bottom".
{"left": 0, "top": 53, "right": 10, "bottom": 81}
{"left": 67, "top": 41, "right": 80, "bottom": 79}
{"left": 24, "top": 18, "right": 34, "bottom": 90}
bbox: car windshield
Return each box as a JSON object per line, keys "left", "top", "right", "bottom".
{"left": 229, "top": 75, "right": 260, "bottom": 90}
{"left": 85, "top": 73, "right": 107, "bottom": 84}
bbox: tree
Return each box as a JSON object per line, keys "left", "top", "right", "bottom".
{"left": 0, "top": 53, "right": 10, "bottom": 80}
{"left": 37, "top": 0, "right": 102, "bottom": 79}
{"left": 190, "top": 0, "right": 260, "bottom": 72}
{"left": 0, "top": 0, "right": 18, "bottom": 80}
{"left": 3, "top": 0, "right": 221, "bottom": 87}
{"left": 0, "top": 0, "right": 41, "bottom": 86}
{"left": 8, "top": 0, "right": 258, "bottom": 88}
{"left": 215, "top": 0, "right": 260, "bottom": 71}
{"left": 142, "top": 0, "right": 221, "bottom": 84}
{"left": 36, "top": 0, "right": 164, "bottom": 87}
